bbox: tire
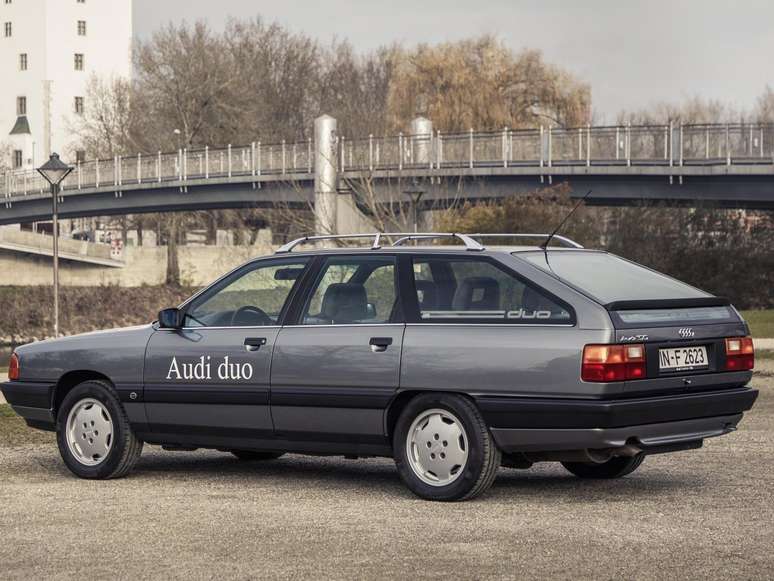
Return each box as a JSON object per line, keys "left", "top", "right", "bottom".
{"left": 393, "top": 393, "right": 501, "bottom": 501}
{"left": 56, "top": 379, "right": 143, "bottom": 479}
{"left": 230, "top": 450, "right": 284, "bottom": 461}
{"left": 562, "top": 454, "right": 645, "bottom": 479}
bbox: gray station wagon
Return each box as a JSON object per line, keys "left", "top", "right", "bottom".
{"left": 1, "top": 232, "right": 759, "bottom": 501}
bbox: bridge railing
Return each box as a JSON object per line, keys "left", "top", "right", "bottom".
{"left": 2, "top": 123, "right": 773, "bottom": 201}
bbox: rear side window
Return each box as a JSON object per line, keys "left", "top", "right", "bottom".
{"left": 410, "top": 257, "right": 573, "bottom": 324}
{"left": 302, "top": 256, "right": 398, "bottom": 325}
{"left": 520, "top": 251, "right": 710, "bottom": 305}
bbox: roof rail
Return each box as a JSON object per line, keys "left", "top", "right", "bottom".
{"left": 469, "top": 233, "right": 584, "bottom": 249}
{"left": 275, "top": 232, "right": 485, "bottom": 253}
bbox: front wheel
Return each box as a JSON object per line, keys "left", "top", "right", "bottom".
{"left": 393, "top": 393, "right": 501, "bottom": 501}
{"left": 562, "top": 454, "right": 645, "bottom": 479}
{"left": 56, "top": 380, "right": 143, "bottom": 479}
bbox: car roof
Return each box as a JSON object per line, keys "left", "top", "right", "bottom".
{"left": 270, "top": 245, "right": 593, "bottom": 258}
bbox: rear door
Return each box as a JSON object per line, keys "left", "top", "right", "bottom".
{"left": 270, "top": 254, "right": 404, "bottom": 451}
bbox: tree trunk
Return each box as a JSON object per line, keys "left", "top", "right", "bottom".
{"left": 165, "top": 215, "right": 180, "bottom": 286}
{"left": 206, "top": 211, "right": 217, "bottom": 245}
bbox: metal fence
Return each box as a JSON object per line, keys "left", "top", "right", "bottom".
{"left": 3, "top": 123, "right": 773, "bottom": 201}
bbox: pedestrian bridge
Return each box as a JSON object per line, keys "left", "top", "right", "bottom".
{"left": 1, "top": 121, "right": 772, "bottom": 225}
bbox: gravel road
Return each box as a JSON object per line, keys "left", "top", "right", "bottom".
{"left": 0, "top": 378, "right": 772, "bottom": 580}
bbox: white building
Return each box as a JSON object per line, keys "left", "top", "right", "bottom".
{"left": 0, "top": 0, "right": 132, "bottom": 171}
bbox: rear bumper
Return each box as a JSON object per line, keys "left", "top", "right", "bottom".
{"left": 479, "top": 387, "right": 758, "bottom": 453}
{"left": 1, "top": 380, "right": 56, "bottom": 429}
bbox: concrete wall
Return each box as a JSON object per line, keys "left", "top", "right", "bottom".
{"left": 0, "top": 242, "right": 276, "bottom": 287}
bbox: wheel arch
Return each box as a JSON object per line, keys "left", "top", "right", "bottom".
{"left": 384, "top": 389, "right": 480, "bottom": 441}
{"left": 53, "top": 370, "right": 114, "bottom": 415}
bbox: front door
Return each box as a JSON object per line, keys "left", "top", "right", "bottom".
{"left": 270, "top": 255, "right": 404, "bottom": 453}
{"left": 143, "top": 257, "right": 310, "bottom": 446}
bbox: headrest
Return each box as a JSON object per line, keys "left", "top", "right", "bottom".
{"left": 453, "top": 276, "right": 501, "bottom": 310}
{"left": 414, "top": 280, "right": 438, "bottom": 310}
{"left": 320, "top": 283, "right": 368, "bottom": 323}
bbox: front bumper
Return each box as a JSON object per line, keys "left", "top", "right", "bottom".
{"left": 1, "top": 380, "right": 56, "bottom": 429}
{"left": 478, "top": 387, "right": 758, "bottom": 453}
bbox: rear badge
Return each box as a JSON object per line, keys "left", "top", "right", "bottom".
{"left": 678, "top": 328, "right": 695, "bottom": 338}
{"left": 620, "top": 334, "right": 648, "bottom": 342}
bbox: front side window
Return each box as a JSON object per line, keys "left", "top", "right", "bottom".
{"left": 411, "top": 256, "right": 572, "bottom": 324}
{"left": 301, "top": 256, "right": 398, "bottom": 325}
{"left": 184, "top": 259, "right": 309, "bottom": 327}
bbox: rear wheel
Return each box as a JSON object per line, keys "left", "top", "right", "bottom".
{"left": 56, "top": 380, "right": 143, "bottom": 479}
{"left": 393, "top": 393, "right": 501, "bottom": 501}
{"left": 562, "top": 454, "right": 645, "bottom": 479}
{"left": 230, "top": 450, "right": 284, "bottom": 461}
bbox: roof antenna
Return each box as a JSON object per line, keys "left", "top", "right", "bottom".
{"left": 540, "top": 189, "right": 593, "bottom": 250}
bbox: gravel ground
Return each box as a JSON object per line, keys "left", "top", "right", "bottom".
{"left": 0, "top": 378, "right": 772, "bottom": 580}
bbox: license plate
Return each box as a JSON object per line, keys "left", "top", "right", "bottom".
{"left": 658, "top": 346, "right": 708, "bottom": 371}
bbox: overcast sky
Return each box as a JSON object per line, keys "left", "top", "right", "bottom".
{"left": 133, "top": 0, "right": 774, "bottom": 122}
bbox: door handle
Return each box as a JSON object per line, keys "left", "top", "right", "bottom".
{"left": 369, "top": 337, "right": 393, "bottom": 353}
{"left": 244, "top": 337, "right": 267, "bottom": 352}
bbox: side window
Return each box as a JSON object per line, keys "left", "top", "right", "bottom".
{"left": 302, "top": 256, "right": 398, "bottom": 325}
{"left": 411, "top": 257, "right": 573, "bottom": 324}
{"left": 184, "top": 259, "right": 308, "bottom": 327}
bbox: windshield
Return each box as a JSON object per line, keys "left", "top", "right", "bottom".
{"left": 518, "top": 251, "right": 711, "bottom": 304}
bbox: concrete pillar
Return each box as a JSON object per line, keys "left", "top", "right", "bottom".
{"left": 410, "top": 116, "right": 433, "bottom": 167}
{"left": 314, "top": 114, "right": 338, "bottom": 235}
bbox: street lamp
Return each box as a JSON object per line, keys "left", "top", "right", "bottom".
{"left": 37, "top": 153, "right": 73, "bottom": 338}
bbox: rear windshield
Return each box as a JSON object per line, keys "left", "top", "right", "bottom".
{"left": 518, "top": 251, "right": 711, "bottom": 304}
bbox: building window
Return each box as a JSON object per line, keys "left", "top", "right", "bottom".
{"left": 76, "top": 150, "right": 86, "bottom": 163}
{"left": 77, "top": 20, "right": 86, "bottom": 35}
{"left": 19, "top": 53, "right": 27, "bottom": 70}
{"left": 13, "top": 150, "right": 23, "bottom": 169}
{"left": 16, "top": 95, "right": 26, "bottom": 115}
{"left": 4, "top": 22, "right": 11, "bottom": 37}
{"left": 77, "top": 0, "right": 85, "bottom": 3}
{"left": 74, "top": 96, "right": 84, "bottom": 115}
{"left": 4, "top": 1, "right": 12, "bottom": 5}
{"left": 74, "top": 53, "right": 84, "bottom": 70}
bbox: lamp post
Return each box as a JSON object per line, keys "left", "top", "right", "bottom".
{"left": 37, "top": 153, "right": 73, "bottom": 338}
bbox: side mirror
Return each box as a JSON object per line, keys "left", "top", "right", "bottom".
{"left": 158, "top": 307, "right": 183, "bottom": 329}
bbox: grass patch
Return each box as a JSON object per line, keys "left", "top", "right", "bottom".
{"left": 0, "top": 404, "right": 54, "bottom": 446}
{"left": 741, "top": 310, "right": 774, "bottom": 338}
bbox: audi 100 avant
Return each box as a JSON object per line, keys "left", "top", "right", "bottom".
{"left": 1, "top": 233, "right": 758, "bottom": 501}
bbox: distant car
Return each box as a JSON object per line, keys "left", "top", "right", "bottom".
{"left": 1, "top": 232, "right": 758, "bottom": 501}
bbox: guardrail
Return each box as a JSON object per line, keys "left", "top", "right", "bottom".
{"left": 2, "top": 123, "right": 773, "bottom": 201}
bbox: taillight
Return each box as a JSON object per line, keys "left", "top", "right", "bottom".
{"left": 582, "top": 344, "right": 646, "bottom": 382}
{"left": 8, "top": 352, "right": 19, "bottom": 381}
{"left": 724, "top": 336, "right": 754, "bottom": 371}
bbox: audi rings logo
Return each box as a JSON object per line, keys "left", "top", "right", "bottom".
{"left": 678, "top": 327, "right": 695, "bottom": 338}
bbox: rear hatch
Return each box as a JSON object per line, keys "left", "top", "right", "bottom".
{"left": 518, "top": 250, "right": 752, "bottom": 395}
